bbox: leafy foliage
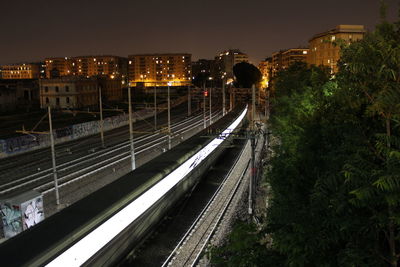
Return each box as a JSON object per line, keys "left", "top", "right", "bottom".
{"left": 265, "top": 17, "right": 400, "bottom": 267}
{"left": 233, "top": 62, "right": 262, "bottom": 88}
{"left": 209, "top": 222, "right": 284, "bottom": 266}
{"left": 210, "top": 11, "right": 400, "bottom": 267}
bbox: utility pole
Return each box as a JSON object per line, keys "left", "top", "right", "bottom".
{"left": 203, "top": 83, "right": 206, "bottom": 129}
{"left": 48, "top": 106, "right": 60, "bottom": 206}
{"left": 252, "top": 84, "right": 256, "bottom": 130}
{"left": 249, "top": 135, "right": 255, "bottom": 215}
{"left": 188, "top": 85, "right": 191, "bottom": 117}
{"left": 248, "top": 84, "right": 256, "bottom": 215}
{"left": 222, "top": 80, "right": 226, "bottom": 116}
{"left": 229, "top": 87, "right": 233, "bottom": 111}
{"left": 98, "top": 85, "right": 105, "bottom": 148}
{"left": 266, "top": 89, "right": 270, "bottom": 122}
{"left": 167, "top": 84, "right": 171, "bottom": 150}
{"left": 209, "top": 86, "right": 212, "bottom": 125}
{"left": 154, "top": 85, "right": 157, "bottom": 130}
{"left": 128, "top": 86, "right": 136, "bottom": 170}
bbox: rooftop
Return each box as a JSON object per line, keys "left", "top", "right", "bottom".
{"left": 309, "top": 24, "right": 366, "bottom": 41}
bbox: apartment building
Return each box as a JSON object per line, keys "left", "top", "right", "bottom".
{"left": 44, "top": 56, "right": 128, "bottom": 80}
{"left": 213, "top": 49, "right": 249, "bottom": 80}
{"left": 128, "top": 53, "right": 191, "bottom": 87}
{"left": 307, "top": 25, "right": 366, "bottom": 73}
{"left": 271, "top": 48, "right": 309, "bottom": 76}
{"left": 0, "top": 64, "right": 40, "bottom": 79}
{"left": 258, "top": 57, "right": 273, "bottom": 88}
{"left": 40, "top": 77, "right": 98, "bottom": 109}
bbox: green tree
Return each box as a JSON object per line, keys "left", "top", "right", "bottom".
{"left": 233, "top": 62, "right": 262, "bottom": 88}
{"left": 265, "top": 16, "right": 400, "bottom": 266}
{"left": 209, "top": 222, "right": 284, "bottom": 266}
{"left": 337, "top": 18, "right": 400, "bottom": 266}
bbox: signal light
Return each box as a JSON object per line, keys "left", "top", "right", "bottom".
{"left": 204, "top": 90, "right": 208, "bottom": 97}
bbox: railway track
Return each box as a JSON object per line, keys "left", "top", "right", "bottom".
{"left": 162, "top": 141, "right": 251, "bottom": 267}
{"left": 0, "top": 110, "right": 222, "bottom": 198}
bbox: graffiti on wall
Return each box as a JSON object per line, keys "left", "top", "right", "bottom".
{"left": 0, "top": 108, "right": 155, "bottom": 157}
{"left": 56, "top": 126, "right": 73, "bottom": 139}
{"left": 0, "top": 139, "right": 5, "bottom": 154}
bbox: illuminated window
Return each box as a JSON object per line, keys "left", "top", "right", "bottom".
{"left": 331, "top": 36, "right": 336, "bottom": 41}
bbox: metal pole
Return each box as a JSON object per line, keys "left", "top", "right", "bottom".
{"left": 209, "top": 86, "right": 212, "bottom": 125}
{"left": 266, "top": 89, "right": 270, "bottom": 122}
{"left": 252, "top": 84, "right": 256, "bottom": 130}
{"left": 128, "top": 86, "right": 136, "bottom": 170}
{"left": 222, "top": 80, "right": 226, "bottom": 116}
{"left": 154, "top": 85, "right": 157, "bottom": 130}
{"left": 99, "top": 85, "right": 104, "bottom": 148}
{"left": 229, "top": 87, "right": 233, "bottom": 111}
{"left": 167, "top": 84, "right": 171, "bottom": 150}
{"left": 203, "top": 83, "right": 206, "bottom": 129}
{"left": 249, "top": 136, "right": 255, "bottom": 215}
{"left": 48, "top": 106, "right": 60, "bottom": 205}
{"left": 188, "top": 85, "right": 191, "bottom": 116}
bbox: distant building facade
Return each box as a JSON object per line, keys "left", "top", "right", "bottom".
{"left": 44, "top": 57, "right": 72, "bottom": 78}
{"left": 97, "top": 77, "right": 123, "bottom": 102}
{"left": 271, "top": 48, "right": 309, "bottom": 76}
{"left": 0, "top": 79, "right": 40, "bottom": 113}
{"left": 39, "top": 76, "right": 122, "bottom": 109}
{"left": 44, "top": 56, "right": 128, "bottom": 81}
{"left": 0, "top": 64, "right": 40, "bottom": 79}
{"left": 258, "top": 57, "right": 273, "bottom": 88}
{"left": 128, "top": 53, "right": 191, "bottom": 87}
{"left": 214, "top": 49, "right": 248, "bottom": 80}
{"left": 40, "top": 77, "right": 97, "bottom": 109}
{"left": 307, "top": 25, "right": 366, "bottom": 73}
{"left": 281, "top": 48, "right": 309, "bottom": 69}
{"left": 192, "top": 59, "right": 214, "bottom": 77}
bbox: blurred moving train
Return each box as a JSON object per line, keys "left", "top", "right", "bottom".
{"left": 0, "top": 106, "right": 248, "bottom": 266}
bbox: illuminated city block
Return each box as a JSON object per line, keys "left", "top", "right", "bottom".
{"left": 128, "top": 53, "right": 192, "bottom": 87}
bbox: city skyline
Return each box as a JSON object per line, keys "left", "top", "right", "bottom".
{"left": 0, "top": 0, "right": 398, "bottom": 65}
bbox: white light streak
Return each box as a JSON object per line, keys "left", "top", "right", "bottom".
{"left": 45, "top": 107, "right": 247, "bottom": 267}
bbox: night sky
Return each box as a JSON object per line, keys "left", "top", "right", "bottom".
{"left": 0, "top": 0, "right": 398, "bottom": 65}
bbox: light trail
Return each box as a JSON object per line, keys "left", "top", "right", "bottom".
{"left": 45, "top": 107, "right": 247, "bottom": 267}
